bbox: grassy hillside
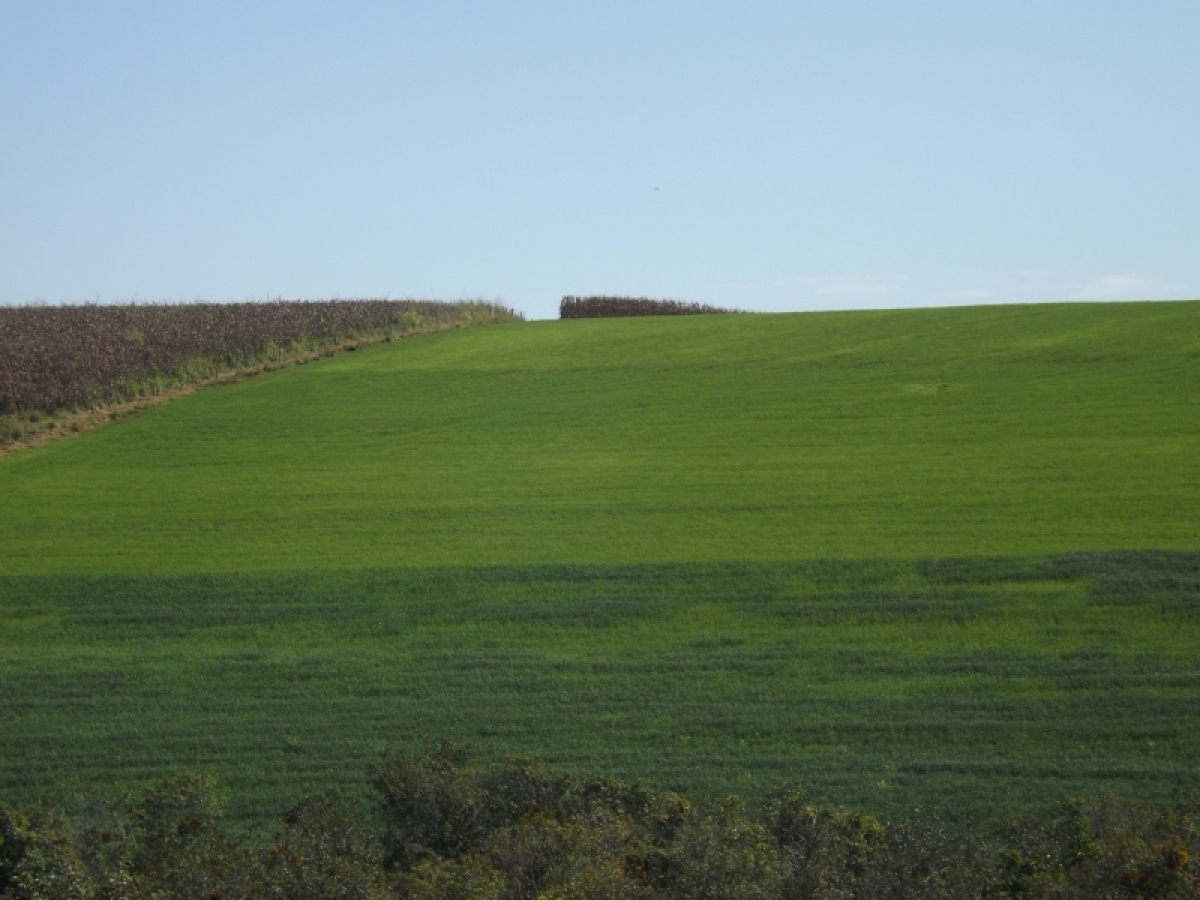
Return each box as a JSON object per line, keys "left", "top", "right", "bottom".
{"left": 1, "top": 300, "right": 1198, "bottom": 826}
{"left": 0, "top": 301, "right": 1197, "bottom": 573}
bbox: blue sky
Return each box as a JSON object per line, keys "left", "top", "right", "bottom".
{"left": 2, "top": 2, "right": 1197, "bottom": 319}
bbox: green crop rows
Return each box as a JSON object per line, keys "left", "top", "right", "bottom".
{"left": 1, "top": 301, "right": 1197, "bottom": 826}
{"left": 2, "top": 302, "right": 1197, "bottom": 573}
{"left": 2, "top": 554, "right": 1198, "bottom": 825}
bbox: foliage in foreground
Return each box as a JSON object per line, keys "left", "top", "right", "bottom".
{"left": 0, "top": 299, "right": 519, "bottom": 438}
{"left": 1, "top": 748, "right": 1197, "bottom": 899}
{"left": 559, "top": 296, "right": 740, "bottom": 318}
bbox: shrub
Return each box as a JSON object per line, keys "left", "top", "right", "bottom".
{"left": 391, "top": 854, "right": 507, "bottom": 900}
{"left": 0, "top": 803, "right": 92, "bottom": 900}
{"left": 758, "top": 786, "right": 883, "bottom": 899}
{"left": 2, "top": 753, "right": 1199, "bottom": 898}
{"left": 660, "top": 796, "right": 781, "bottom": 900}
{"left": 982, "top": 796, "right": 1200, "bottom": 899}
{"left": 373, "top": 742, "right": 487, "bottom": 869}
{"left": 252, "top": 791, "right": 385, "bottom": 900}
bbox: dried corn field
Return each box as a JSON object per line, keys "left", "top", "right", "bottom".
{"left": 0, "top": 299, "right": 519, "bottom": 441}
{"left": 559, "top": 295, "right": 741, "bottom": 318}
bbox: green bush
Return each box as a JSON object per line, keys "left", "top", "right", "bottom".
{"left": 759, "top": 786, "right": 883, "bottom": 898}
{"left": 0, "top": 803, "right": 92, "bottom": 900}
{"left": 252, "top": 791, "right": 385, "bottom": 900}
{"left": 660, "top": 796, "right": 780, "bottom": 900}
{"left": 2, "top": 751, "right": 1198, "bottom": 898}
{"left": 373, "top": 742, "right": 488, "bottom": 869}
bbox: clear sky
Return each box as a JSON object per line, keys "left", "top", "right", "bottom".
{"left": 2, "top": 2, "right": 1197, "bottom": 319}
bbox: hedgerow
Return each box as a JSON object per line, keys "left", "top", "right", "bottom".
{"left": 2, "top": 747, "right": 1196, "bottom": 898}
{"left": 559, "top": 296, "right": 740, "bottom": 318}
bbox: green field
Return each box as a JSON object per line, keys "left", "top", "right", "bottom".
{"left": 2, "top": 302, "right": 1197, "bottom": 572}
{"left": 1, "top": 301, "right": 1198, "bottom": 824}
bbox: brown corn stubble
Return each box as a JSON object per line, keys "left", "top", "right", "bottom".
{"left": 0, "top": 299, "right": 515, "bottom": 416}
{"left": 559, "top": 296, "right": 741, "bottom": 318}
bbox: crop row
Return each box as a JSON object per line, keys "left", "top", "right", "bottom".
{"left": 559, "top": 295, "right": 740, "bottom": 318}
{"left": 3, "top": 553, "right": 1196, "bottom": 827}
{"left": 0, "top": 299, "right": 520, "bottom": 416}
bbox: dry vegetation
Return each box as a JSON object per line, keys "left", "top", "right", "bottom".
{"left": 559, "top": 296, "right": 741, "bottom": 318}
{"left": 0, "top": 299, "right": 520, "bottom": 448}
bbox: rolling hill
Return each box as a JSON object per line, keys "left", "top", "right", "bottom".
{"left": 1, "top": 300, "right": 1198, "bottom": 824}
{"left": 1, "top": 301, "right": 1197, "bottom": 573}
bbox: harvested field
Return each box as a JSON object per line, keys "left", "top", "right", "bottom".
{"left": 559, "top": 295, "right": 740, "bottom": 317}
{"left": 0, "top": 299, "right": 518, "bottom": 445}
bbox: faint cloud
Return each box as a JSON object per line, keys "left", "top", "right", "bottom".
{"left": 713, "top": 270, "right": 1200, "bottom": 315}
{"left": 769, "top": 274, "right": 905, "bottom": 297}
{"left": 1074, "top": 274, "right": 1178, "bottom": 300}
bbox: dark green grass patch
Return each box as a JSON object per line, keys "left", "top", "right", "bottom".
{"left": 1, "top": 301, "right": 1197, "bottom": 573}
{"left": 2, "top": 552, "right": 1197, "bottom": 826}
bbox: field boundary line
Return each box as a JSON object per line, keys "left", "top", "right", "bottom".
{"left": 0, "top": 321, "right": 477, "bottom": 459}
